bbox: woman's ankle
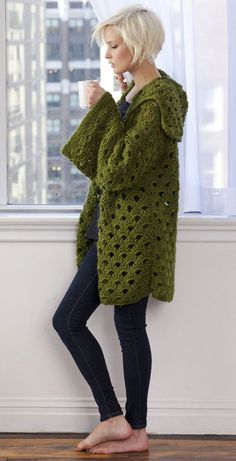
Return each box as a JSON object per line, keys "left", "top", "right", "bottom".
{"left": 105, "top": 414, "right": 127, "bottom": 424}
{"left": 131, "top": 428, "right": 147, "bottom": 436}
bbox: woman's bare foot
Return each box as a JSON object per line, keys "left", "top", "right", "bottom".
{"left": 74, "top": 415, "right": 132, "bottom": 452}
{"left": 88, "top": 428, "right": 149, "bottom": 454}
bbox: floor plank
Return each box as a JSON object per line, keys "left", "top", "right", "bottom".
{"left": 1, "top": 436, "right": 236, "bottom": 460}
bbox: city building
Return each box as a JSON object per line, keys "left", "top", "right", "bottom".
{"left": 46, "top": 0, "right": 100, "bottom": 204}
{"left": 7, "top": 0, "right": 100, "bottom": 204}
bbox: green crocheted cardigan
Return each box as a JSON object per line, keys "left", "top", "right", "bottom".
{"left": 61, "top": 69, "right": 188, "bottom": 305}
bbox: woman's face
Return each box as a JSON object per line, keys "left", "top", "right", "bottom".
{"left": 104, "top": 26, "right": 134, "bottom": 74}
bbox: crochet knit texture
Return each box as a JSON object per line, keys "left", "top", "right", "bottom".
{"left": 61, "top": 69, "right": 188, "bottom": 305}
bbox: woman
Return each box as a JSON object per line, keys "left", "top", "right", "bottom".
{"left": 52, "top": 4, "right": 188, "bottom": 455}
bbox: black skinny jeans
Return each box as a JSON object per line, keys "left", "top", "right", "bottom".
{"left": 52, "top": 241, "right": 152, "bottom": 429}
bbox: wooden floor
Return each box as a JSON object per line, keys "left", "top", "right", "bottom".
{"left": 1, "top": 433, "right": 236, "bottom": 460}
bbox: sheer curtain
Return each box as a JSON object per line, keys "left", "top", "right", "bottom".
{"left": 90, "top": 0, "right": 236, "bottom": 216}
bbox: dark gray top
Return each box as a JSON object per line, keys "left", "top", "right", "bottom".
{"left": 85, "top": 99, "right": 131, "bottom": 241}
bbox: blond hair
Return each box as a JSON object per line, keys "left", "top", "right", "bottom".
{"left": 90, "top": 4, "right": 165, "bottom": 66}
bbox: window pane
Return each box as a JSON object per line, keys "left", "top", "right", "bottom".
{"left": 70, "top": 93, "right": 80, "bottom": 108}
{"left": 47, "top": 93, "right": 61, "bottom": 108}
{"left": 46, "top": 2, "right": 58, "bottom": 8}
{"left": 69, "top": 2, "right": 84, "bottom": 9}
{"left": 47, "top": 43, "right": 61, "bottom": 60}
{"left": 6, "top": 0, "right": 100, "bottom": 205}
{"left": 47, "top": 69, "right": 61, "bottom": 82}
{"left": 69, "top": 43, "right": 85, "bottom": 60}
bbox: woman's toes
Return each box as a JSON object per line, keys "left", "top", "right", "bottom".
{"left": 89, "top": 447, "right": 102, "bottom": 453}
{"left": 74, "top": 441, "right": 87, "bottom": 451}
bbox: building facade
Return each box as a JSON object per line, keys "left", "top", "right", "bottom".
{"left": 7, "top": 0, "right": 100, "bottom": 205}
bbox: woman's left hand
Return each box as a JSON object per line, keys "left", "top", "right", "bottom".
{"left": 87, "top": 81, "right": 106, "bottom": 108}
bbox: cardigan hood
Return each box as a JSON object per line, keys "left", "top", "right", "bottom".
{"left": 121, "top": 69, "right": 188, "bottom": 142}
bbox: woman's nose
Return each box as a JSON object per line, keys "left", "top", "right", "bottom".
{"left": 105, "top": 49, "right": 111, "bottom": 59}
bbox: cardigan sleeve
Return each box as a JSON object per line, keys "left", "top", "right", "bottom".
{"left": 95, "top": 97, "right": 163, "bottom": 192}
{"left": 60, "top": 92, "right": 116, "bottom": 180}
{"left": 60, "top": 91, "right": 163, "bottom": 190}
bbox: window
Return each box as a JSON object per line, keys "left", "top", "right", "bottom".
{"left": 2, "top": 0, "right": 101, "bottom": 207}
{"left": 47, "top": 94, "right": 61, "bottom": 108}
{"left": 70, "top": 93, "right": 80, "bottom": 109}
{"left": 48, "top": 144, "right": 61, "bottom": 157}
{"left": 69, "top": 18, "right": 84, "bottom": 31}
{"left": 46, "top": 2, "right": 58, "bottom": 8}
{"left": 69, "top": 69, "right": 85, "bottom": 82}
{"left": 90, "top": 18, "right": 97, "bottom": 28}
{"left": 90, "top": 41, "right": 100, "bottom": 60}
{"left": 70, "top": 119, "right": 81, "bottom": 127}
{"left": 48, "top": 160, "right": 62, "bottom": 179}
{"left": 47, "top": 183, "right": 62, "bottom": 203}
{"left": 69, "top": 2, "right": 83, "bottom": 8}
{"left": 47, "top": 69, "right": 61, "bottom": 83}
{"left": 47, "top": 119, "right": 61, "bottom": 134}
{"left": 3, "top": 0, "right": 235, "bottom": 215}
{"left": 46, "top": 18, "right": 60, "bottom": 29}
{"left": 47, "top": 43, "right": 60, "bottom": 60}
{"left": 46, "top": 19, "right": 60, "bottom": 41}
{"left": 8, "top": 87, "right": 21, "bottom": 116}
{"left": 69, "top": 43, "right": 85, "bottom": 60}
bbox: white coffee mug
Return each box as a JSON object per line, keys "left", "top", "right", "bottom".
{"left": 78, "top": 80, "right": 99, "bottom": 109}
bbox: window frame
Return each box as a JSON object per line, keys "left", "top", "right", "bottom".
{"left": 0, "top": 0, "right": 8, "bottom": 210}
{"left": 1, "top": 0, "right": 235, "bottom": 225}
{"left": 0, "top": 0, "right": 82, "bottom": 212}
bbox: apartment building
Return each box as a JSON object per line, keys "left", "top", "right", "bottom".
{"left": 7, "top": 0, "right": 100, "bottom": 205}
{"left": 46, "top": 0, "right": 100, "bottom": 204}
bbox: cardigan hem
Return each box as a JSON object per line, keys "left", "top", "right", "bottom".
{"left": 99, "top": 290, "right": 173, "bottom": 306}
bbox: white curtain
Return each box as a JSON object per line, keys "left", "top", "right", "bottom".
{"left": 90, "top": 0, "right": 236, "bottom": 216}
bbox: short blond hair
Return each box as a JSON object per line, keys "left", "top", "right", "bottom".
{"left": 90, "top": 4, "right": 165, "bottom": 66}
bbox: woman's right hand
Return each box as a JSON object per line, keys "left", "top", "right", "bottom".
{"left": 115, "top": 73, "right": 128, "bottom": 93}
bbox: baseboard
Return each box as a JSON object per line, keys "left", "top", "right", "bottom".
{"left": 1, "top": 397, "right": 236, "bottom": 434}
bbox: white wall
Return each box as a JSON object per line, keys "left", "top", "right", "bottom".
{"left": 0, "top": 214, "right": 236, "bottom": 434}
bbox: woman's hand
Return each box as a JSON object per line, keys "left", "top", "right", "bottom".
{"left": 87, "top": 81, "right": 106, "bottom": 108}
{"left": 115, "top": 73, "right": 128, "bottom": 93}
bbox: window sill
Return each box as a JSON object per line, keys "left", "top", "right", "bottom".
{"left": 0, "top": 212, "right": 236, "bottom": 242}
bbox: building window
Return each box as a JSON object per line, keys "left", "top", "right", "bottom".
{"left": 48, "top": 160, "right": 62, "bottom": 179}
{"left": 48, "top": 144, "right": 61, "bottom": 157}
{"left": 46, "top": 18, "right": 60, "bottom": 34}
{"left": 46, "top": 2, "right": 58, "bottom": 8}
{"left": 46, "top": 18, "right": 60, "bottom": 28}
{"left": 69, "top": 43, "right": 84, "bottom": 60}
{"left": 47, "top": 93, "right": 61, "bottom": 108}
{"left": 69, "top": 69, "right": 85, "bottom": 82}
{"left": 47, "top": 183, "right": 62, "bottom": 202}
{"left": 90, "top": 41, "right": 100, "bottom": 60}
{"left": 70, "top": 119, "right": 80, "bottom": 127}
{"left": 90, "top": 18, "right": 97, "bottom": 28}
{"left": 88, "top": 68, "right": 100, "bottom": 80}
{"left": 47, "top": 69, "right": 61, "bottom": 82}
{"left": 70, "top": 93, "right": 79, "bottom": 108}
{"left": 69, "top": 18, "right": 84, "bottom": 30}
{"left": 69, "top": 43, "right": 85, "bottom": 60}
{"left": 69, "top": 1, "right": 83, "bottom": 8}
{"left": 47, "top": 119, "right": 61, "bottom": 134}
{"left": 47, "top": 43, "right": 60, "bottom": 60}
